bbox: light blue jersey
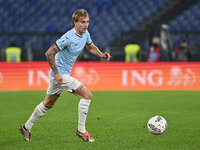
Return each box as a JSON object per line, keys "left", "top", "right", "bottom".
{"left": 49, "top": 28, "right": 92, "bottom": 77}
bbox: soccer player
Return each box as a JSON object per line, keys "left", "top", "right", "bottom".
{"left": 19, "top": 9, "right": 111, "bottom": 142}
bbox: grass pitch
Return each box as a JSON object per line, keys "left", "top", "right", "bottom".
{"left": 0, "top": 91, "right": 200, "bottom": 150}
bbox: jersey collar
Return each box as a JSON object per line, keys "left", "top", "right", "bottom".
{"left": 73, "top": 28, "right": 83, "bottom": 38}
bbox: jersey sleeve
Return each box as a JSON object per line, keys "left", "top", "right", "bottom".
{"left": 86, "top": 30, "right": 92, "bottom": 45}
{"left": 56, "top": 36, "right": 72, "bottom": 50}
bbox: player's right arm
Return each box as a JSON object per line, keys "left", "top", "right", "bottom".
{"left": 45, "top": 43, "right": 63, "bottom": 85}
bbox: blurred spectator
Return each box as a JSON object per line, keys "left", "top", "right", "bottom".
{"left": 5, "top": 42, "right": 22, "bottom": 62}
{"left": 159, "top": 24, "right": 173, "bottom": 61}
{"left": 147, "top": 37, "right": 161, "bottom": 62}
{"left": 174, "top": 39, "right": 191, "bottom": 61}
{"left": 124, "top": 44, "right": 140, "bottom": 62}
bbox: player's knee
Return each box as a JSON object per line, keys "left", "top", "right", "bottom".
{"left": 43, "top": 100, "right": 57, "bottom": 108}
{"left": 44, "top": 102, "right": 54, "bottom": 109}
{"left": 84, "top": 91, "right": 93, "bottom": 100}
{"left": 43, "top": 94, "right": 60, "bottom": 109}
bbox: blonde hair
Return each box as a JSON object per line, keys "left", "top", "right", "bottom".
{"left": 72, "top": 9, "right": 89, "bottom": 27}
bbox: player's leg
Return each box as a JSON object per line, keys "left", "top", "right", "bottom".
{"left": 54, "top": 75, "right": 94, "bottom": 142}
{"left": 19, "top": 94, "right": 59, "bottom": 141}
{"left": 73, "top": 84, "right": 92, "bottom": 133}
{"left": 25, "top": 94, "right": 60, "bottom": 131}
{"left": 72, "top": 84, "right": 95, "bottom": 142}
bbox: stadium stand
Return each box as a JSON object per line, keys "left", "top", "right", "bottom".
{"left": 0, "top": 0, "right": 199, "bottom": 61}
{"left": 169, "top": 1, "right": 200, "bottom": 61}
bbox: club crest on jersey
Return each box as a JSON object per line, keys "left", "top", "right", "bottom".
{"left": 61, "top": 39, "right": 65, "bottom": 44}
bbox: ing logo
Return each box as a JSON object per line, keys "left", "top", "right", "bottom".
{"left": 73, "top": 67, "right": 99, "bottom": 85}
{"left": 167, "top": 66, "right": 196, "bottom": 86}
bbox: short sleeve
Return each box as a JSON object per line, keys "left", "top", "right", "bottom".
{"left": 86, "top": 31, "right": 92, "bottom": 45}
{"left": 56, "top": 36, "right": 72, "bottom": 50}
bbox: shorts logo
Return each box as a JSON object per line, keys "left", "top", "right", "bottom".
{"left": 72, "top": 81, "right": 76, "bottom": 86}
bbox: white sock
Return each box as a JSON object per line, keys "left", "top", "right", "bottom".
{"left": 78, "top": 99, "right": 91, "bottom": 133}
{"left": 25, "top": 102, "right": 48, "bottom": 131}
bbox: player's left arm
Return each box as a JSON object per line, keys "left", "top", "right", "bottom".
{"left": 86, "top": 42, "right": 111, "bottom": 61}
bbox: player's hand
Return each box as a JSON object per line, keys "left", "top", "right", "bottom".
{"left": 55, "top": 73, "right": 63, "bottom": 86}
{"left": 102, "top": 52, "right": 112, "bottom": 61}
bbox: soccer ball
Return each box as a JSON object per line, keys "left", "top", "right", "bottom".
{"left": 147, "top": 115, "right": 167, "bottom": 135}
